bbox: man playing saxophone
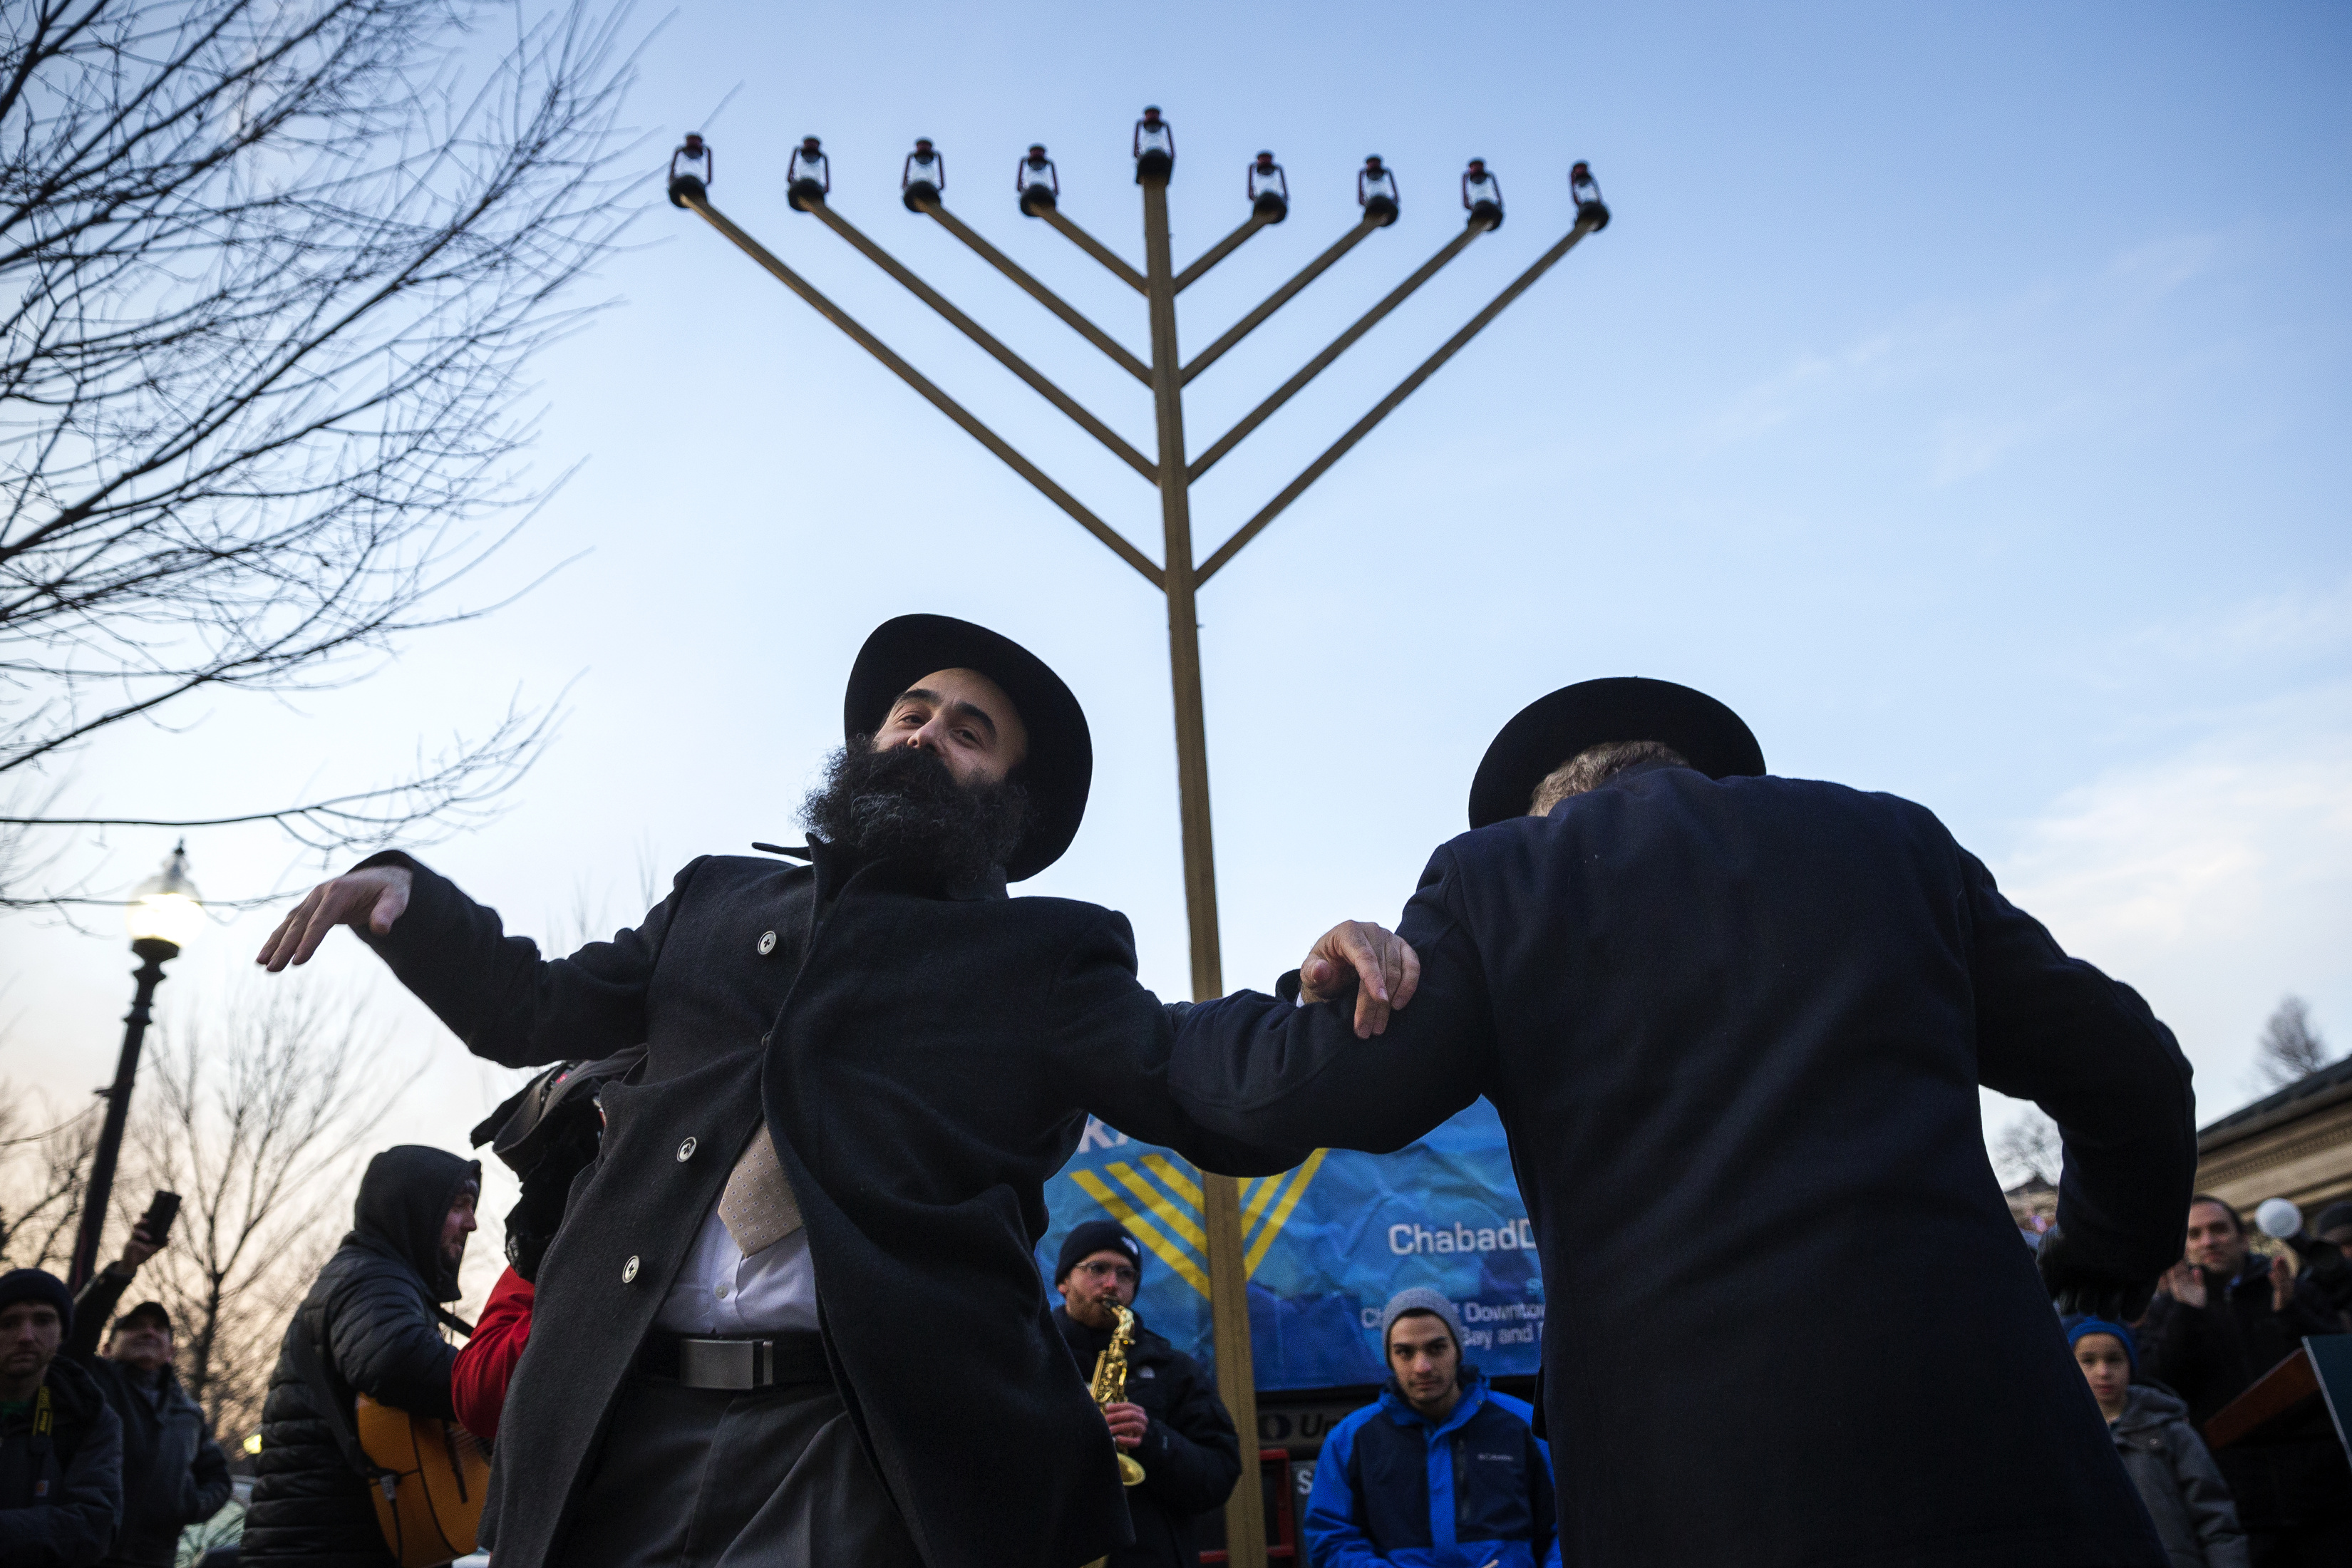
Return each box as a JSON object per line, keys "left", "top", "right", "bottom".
{"left": 1053, "top": 1222, "right": 1242, "bottom": 1568}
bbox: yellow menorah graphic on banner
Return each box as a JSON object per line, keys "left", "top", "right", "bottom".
{"left": 1069, "top": 1150, "right": 1329, "bottom": 1298}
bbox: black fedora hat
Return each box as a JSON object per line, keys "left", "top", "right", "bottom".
{"left": 1468, "top": 677, "right": 1764, "bottom": 830}
{"left": 844, "top": 614, "right": 1092, "bottom": 882}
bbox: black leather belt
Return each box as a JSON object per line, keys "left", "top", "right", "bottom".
{"left": 641, "top": 1331, "right": 830, "bottom": 1391}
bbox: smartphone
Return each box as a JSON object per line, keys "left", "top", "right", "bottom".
{"left": 140, "top": 1190, "right": 181, "bottom": 1247}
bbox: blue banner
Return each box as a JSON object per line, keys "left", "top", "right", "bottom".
{"left": 1036, "top": 1100, "right": 1544, "bottom": 1389}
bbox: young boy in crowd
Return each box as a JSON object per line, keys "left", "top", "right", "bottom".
{"left": 2069, "top": 1316, "right": 2249, "bottom": 1568}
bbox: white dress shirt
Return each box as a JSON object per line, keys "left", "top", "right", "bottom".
{"left": 654, "top": 1202, "right": 820, "bottom": 1336}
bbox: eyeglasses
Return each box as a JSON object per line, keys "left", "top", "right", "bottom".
{"left": 1074, "top": 1260, "right": 1138, "bottom": 1285}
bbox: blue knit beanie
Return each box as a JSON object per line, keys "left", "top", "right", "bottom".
{"left": 2063, "top": 1314, "right": 2138, "bottom": 1373}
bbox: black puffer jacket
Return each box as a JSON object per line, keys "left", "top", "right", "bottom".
{"left": 241, "top": 1146, "right": 478, "bottom": 1567}
{"left": 1055, "top": 1306, "right": 1242, "bottom": 1568}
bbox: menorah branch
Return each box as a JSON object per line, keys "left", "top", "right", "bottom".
{"left": 918, "top": 198, "right": 1152, "bottom": 383}
{"left": 1180, "top": 214, "right": 1382, "bottom": 387}
{"left": 1172, "top": 211, "right": 1271, "bottom": 294}
{"left": 803, "top": 199, "right": 1157, "bottom": 481}
{"left": 1197, "top": 210, "right": 1602, "bottom": 584}
{"left": 676, "top": 183, "right": 1162, "bottom": 587}
{"left": 1039, "top": 205, "right": 1148, "bottom": 292}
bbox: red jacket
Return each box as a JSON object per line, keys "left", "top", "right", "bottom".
{"left": 452, "top": 1266, "right": 534, "bottom": 1438}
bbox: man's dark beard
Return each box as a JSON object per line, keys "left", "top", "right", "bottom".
{"left": 801, "top": 738, "right": 1028, "bottom": 887}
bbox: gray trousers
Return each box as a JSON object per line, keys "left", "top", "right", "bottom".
{"left": 557, "top": 1373, "right": 924, "bottom": 1568}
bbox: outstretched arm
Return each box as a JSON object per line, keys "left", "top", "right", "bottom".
{"left": 258, "top": 851, "right": 691, "bottom": 1069}
{"left": 1172, "top": 846, "right": 1495, "bottom": 1155}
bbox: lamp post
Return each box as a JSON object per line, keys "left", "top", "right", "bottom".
{"left": 668, "top": 120, "right": 1604, "bottom": 1565}
{"left": 67, "top": 842, "right": 203, "bottom": 1290}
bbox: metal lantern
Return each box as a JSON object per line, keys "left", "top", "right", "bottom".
{"left": 1461, "top": 158, "right": 1504, "bottom": 230}
{"left": 902, "top": 138, "right": 945, "bottom": 211}
{"left": 1133, "top": 105, "right": 1175, "bottom": 183}
{"left": 788, "top": 135, "right": 830, "bottom": 210}
{"left": 668, "top": 133, "right": 713, "bottom": 208}
{"left": 1570, "top": 160, "right": 1609, "bottom": 229}
{"left": 1248, "top": 151, "right": 1289, "bottom": 222}
{"left": 1358, "top": 155, "right": 1399, "bottom": 226}
{"left": 1017, "top": 143, "right": 1059, "bottom": 215}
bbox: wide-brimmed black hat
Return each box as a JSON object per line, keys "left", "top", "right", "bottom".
{"left": 1468, "top": 676, "right": 1764, "bottom": 829}
{"left": 844, "top": 614, "right": 1091, "bottom": 881}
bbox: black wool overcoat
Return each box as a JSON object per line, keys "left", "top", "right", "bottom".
{"left": 1171, "top": 763, "right": 2198, "bottom": 1568}
{"left": 353, "top": 844, "right": 1295, "bottom": 1568}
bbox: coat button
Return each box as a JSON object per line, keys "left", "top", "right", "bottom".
{"left": 622, "top": 1255, "right": 640, "bottom": 1284}
{"left": 677, "top": 1137, "right": 698, "bottom": 1162}
{"left": 756, "top": 929, "right": 778, "bottom": 956}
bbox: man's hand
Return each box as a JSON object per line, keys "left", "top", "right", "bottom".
{"left": 1102, "top": 1401, "right": 1148, "bottom": 1450}
{"left": 256, "top": 866, "right": 413, "bottom": 972}
{"left": 2038, "top": 1223, "right": 2157, "bottom": 1320}
{"left": 107, "top": 1219, "right": 162, "bottom": 1279}
{"left": 1299, "top": 922, "right": 1421, "bottom": 1039}
{"left": 2160, "top": 1260, "right": 2207, "bottom": 1309}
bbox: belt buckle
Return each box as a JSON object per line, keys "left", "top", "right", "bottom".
{"left": 677, "top": 1337, "right": 766, "bottom": 1390}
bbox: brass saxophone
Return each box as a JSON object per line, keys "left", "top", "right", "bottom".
{"left": 1090, "top": 1303, "right": 1147, "bottom": 1487}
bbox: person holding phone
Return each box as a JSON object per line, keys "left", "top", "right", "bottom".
{"left": 66, "top": 1202, "right": 234, "bottom": 1568}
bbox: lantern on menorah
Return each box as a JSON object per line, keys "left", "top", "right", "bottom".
{"left": 788, "top": 135, "right": 830, "bottom": 210}
{"left": 1461, "top": 158, "right": 1503, "bottom": 229}
{"left": 1247, "top": 151, "right": 1289, "bottom": 222}
{"left": 667, "top": 133, "right": 712, "bottom": 207}
{"left": 902, "top": 138, "right": 944, "bottom": 210}
{"left": 1570, "top": 160, "right": 1609, "bottom": 229}
{"left": 1017, "top": 144, "right": 1059, "bottom": 215}
{"left": 1358, "top": 155, "right": 1399, "bottom": 226}
{"left": 1133, "top": 105, "right": 1175, "bottom": 182}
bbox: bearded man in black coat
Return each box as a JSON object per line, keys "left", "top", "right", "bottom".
{"left": 1170, "top": 678, "right": 2199, "bottom": 1568}
{"left": 254, "top": 617, "right": 1353, "bottom": 1568}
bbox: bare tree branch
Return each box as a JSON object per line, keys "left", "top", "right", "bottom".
{"left": 0, "top": 0, "right": 640, "bottom": 899}
{"left": 2258, "top": 995, "right": 2331, "bottom": 1090}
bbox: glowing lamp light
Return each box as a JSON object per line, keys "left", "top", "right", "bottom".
{"left": 1017, "top": 144, "right": 1059, "bottom": 215}
{"left": 1133, "top": 106, "right": 1175, "bottom": 183}
{"left": 1358, "top": 155, "right": 1399, "bottom": 227}
{"left": 902, "top": 138, "right": 945, "bottom": 211}
{"left": 1461, "top": 158, "right": 1504, "bottom": 230}
{"left": 125, "top": 842, "right": 204, "bottom": 954}
{"left": 788, "top": 135, "right": 830, "bottom": 211}
{"left": 1248, "top": 151, "right": 1289, "bottom": 222}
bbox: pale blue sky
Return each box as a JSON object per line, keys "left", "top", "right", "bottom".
{"left": 9, "top": 1, "right": 2348, "bottom": 1299}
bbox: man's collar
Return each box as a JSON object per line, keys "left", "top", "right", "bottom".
{"left": 1543, "top": 758, "right": 1691, "bottom": 820}
{"left": 805, "top": 835, "right": 1006, "bottom": 903}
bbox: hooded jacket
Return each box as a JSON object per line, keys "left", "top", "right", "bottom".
{"left": 66, "top": 1270, "right": 233, "bottom": 1568}
{"left": 2108, "top": 1385, "right": 2249, "bottom": 1568}
{"left": 241, "top": 1145, "right": 478, "bottom": 1567}
{"left": 1304, "top": 1371, "right": 1558, "bottom": 1568}
{"left": 0, "top": 1351, "right": 125, "bottom": 1567}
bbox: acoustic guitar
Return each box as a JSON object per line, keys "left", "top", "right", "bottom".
{"left": 354, "top": 1393, "right": 490, "bottom": 1568}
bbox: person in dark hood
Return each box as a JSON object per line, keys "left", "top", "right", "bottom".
{"left": 240, "top": 1146, "right": 480, "bottom": 1567}
{"left": 0, "top": 1267, "right": 123, "bottom": 1567}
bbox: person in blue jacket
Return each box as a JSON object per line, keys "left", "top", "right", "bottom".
{"left": 1306, "top": 1288, "right": 1558, "bottom": 1568}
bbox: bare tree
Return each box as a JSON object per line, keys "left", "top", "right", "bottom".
{"left": 0, "top": 1088, "right": 98, "bottom": 1268}
{"left": 123, "top": 981, "right": 409, "bottom": 1438}
{"left": 1991, "top": 1108, "right": 2063, "bottom": 1189}
{"left": 0, "top": 0, "right": 639, "bottom": 906}
{"left": 2258, "top": 995, "right": 2331, "bottom": 1090}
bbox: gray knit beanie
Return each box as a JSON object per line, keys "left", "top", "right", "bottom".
{"left": 1379, "top": 1286, "right": 1465, "bottom": 1353}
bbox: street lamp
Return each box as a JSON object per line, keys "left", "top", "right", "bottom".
{"left": 67, "top": 842, "right": 203, "bottom": 1289}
